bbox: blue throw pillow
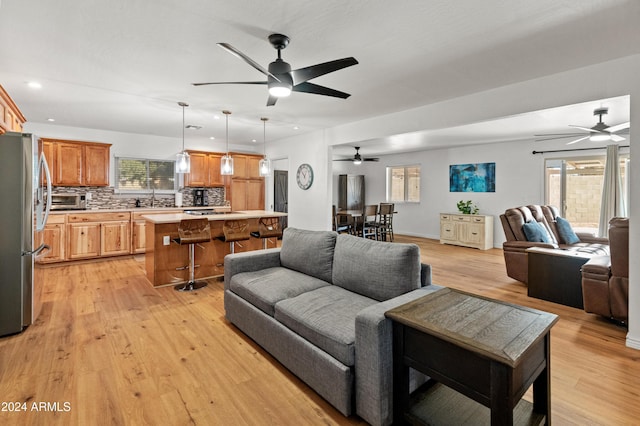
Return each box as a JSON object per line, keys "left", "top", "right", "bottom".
{"left": 522, "top": 221, "right": 552, "bottom": 243}
{"left": 556, "top": 216, "right": 580, "bottom": 244}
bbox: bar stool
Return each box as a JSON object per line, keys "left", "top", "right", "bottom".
{"left": 219, "top": 219, "right": 251, "bottom": 254}
{"left": 173, "top": 218, "right": 211, "bottom": 292}
{"left": 250, "top": 217, "right": 283, "bottom": 249}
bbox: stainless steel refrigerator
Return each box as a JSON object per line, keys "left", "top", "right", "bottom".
{"left": 0, "top": 132, "right": 52, "bottom": 337}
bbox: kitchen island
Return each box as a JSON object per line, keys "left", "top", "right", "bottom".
{"left": 142, "top": 210, "right": 287, "bottom": 287}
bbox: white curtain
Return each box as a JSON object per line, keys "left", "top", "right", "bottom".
{"left": 598, "top": 144, "right": 626, "bottom": 237}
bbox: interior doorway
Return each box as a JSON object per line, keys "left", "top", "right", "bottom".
{"left": 274, "top": 170, "right": 288, "bottom": 230}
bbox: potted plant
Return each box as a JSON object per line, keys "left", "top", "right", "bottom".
{"left": 457, "top": 200, "right": 479, "bottom": 215}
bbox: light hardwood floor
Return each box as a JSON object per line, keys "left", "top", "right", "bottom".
{"left": 0, "top": 236, "right": 637, "bottom": 425}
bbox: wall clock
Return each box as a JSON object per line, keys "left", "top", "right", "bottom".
{"left": 296, "top": 163, "right": 314, "bottom": 190}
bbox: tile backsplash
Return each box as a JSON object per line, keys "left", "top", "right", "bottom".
{"left": 51, "top": 187, "right": 226, "bottom": 210}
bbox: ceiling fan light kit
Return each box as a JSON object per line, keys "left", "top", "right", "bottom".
{"left": 221, "top": 110, "right": 234, "bottom": 175}
{"left": 535, "top": 107, "right": 630, "bottom": 146}
{"left": 193, "top": 33, "right": 358, "bottom": 106}
{"left": 175, "top": 101, "right": 191, "bottom": 174}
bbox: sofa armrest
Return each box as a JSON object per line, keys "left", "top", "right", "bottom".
{"left": 420, "top": 263, "right": 432, "bottom": 287}
{"left": 223, "top": 248, "right": 282, "bottom": 291}
{"left": 355, "top": 285, "right": 443, "bottom": 426}
{"left": 503, "top": 240, "right": 558, "bottom": 253}
{"left": 577, "top": 233, "right": 609, "bottom": 245}
{"left": 582, "top": 255, "right": 611, "bottom": 278}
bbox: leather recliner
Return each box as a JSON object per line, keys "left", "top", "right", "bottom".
{"left": 581, "top": 217, "right": 629, "bottom": 323}
{"left": 500, "top": 205, "right": 609, "bottom": 283}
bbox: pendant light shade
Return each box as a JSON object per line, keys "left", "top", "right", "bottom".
{"left": 259, "top": 117, "right": 271, "bottom": 177}
{"left": 220, "top": 110, "right": 234, "bottom": 175}
{"left": 175, "top": 102, "right": 190, "bottom": 174}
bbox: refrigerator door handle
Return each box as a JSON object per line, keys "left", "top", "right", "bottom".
{"left": 22, "top": 243, "right": 50, "bottom": 257}
{"left": 36, "top": 152, "right": 52, "bottom": 231}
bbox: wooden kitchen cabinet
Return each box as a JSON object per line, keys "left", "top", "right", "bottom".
{"left": 0, "top": 84, "right": 26, "bottom": 134}
{"left": 67, "top": 222, "right": 101, "bottom": 259}
{"left": 101, "top": 221, "right": 131, "bottom": 256}
{"left": 38, "top": 214, "right": 66, "bottom": 263}
{"left": 184, "top": 151, "right": 224, "bottom": 187}
{"left": 227, "top": 153, "right": 264, "bottom": 210}
{"left": 67, "top": 212, "right": 130, "bottom": 259}
{"left": 131, "top": 212, "right": 148, "bottom": 254}
{"left": 40, "top": 138, "right": 111, "bottom": 186}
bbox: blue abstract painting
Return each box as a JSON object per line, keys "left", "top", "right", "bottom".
{"left": 449, "top": 162, "right": 496, "bottom": 192}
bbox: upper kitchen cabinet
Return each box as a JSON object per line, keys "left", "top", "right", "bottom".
{"left": 184, "top": 150, "right": 224, "bottom": 187}
{"left": 40, "top": 138, "right": 111, "bottom": 187}
{"left": 228, "top": 153, "right": 265, "bottom": 211}
{"left": 0, "top": 84, "right": 26, "bottom": 134}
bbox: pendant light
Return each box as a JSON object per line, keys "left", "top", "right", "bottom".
{"left": 259, "top": 117, "right": 271, "bottom": 177}
{"left": 175, "top": 102, "right": 190, "bottom": 174}
{"left": 220, "top": 110, "right": 234, "bottom": 175}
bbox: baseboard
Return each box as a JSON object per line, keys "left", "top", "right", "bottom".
{"left": 626, "top": 334, "right": 640, "bottom": 350}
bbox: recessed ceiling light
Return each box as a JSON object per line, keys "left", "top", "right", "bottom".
{"left": 209, "top": 136, "right": 216, "bottom": 140}
{"left": 252, "top": 139, "right": 257, "bottom": 143}
{"left": 27, "top": 81, "right": 42, "bottom": 89}
{"left": 293, "top": 126, "right": 299, "bottom": 130}
{"left": 47, "top": 118, "right": 55, "bottom": 122}
{"left": 213, "top": 115, "right": 220, "bottom": 120}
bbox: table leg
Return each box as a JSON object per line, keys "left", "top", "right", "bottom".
{"left": 392, "top": 323, "right": 410, "bottom": 425}
{"left": 490, "top": 362, "right": 514, "bottom": 425}
{"left": 533, "top": 334, "right": 552, "bottom": 425}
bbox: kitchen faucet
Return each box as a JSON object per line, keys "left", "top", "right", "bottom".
{"left": 151, "top": 188, "right": 155, "bottom": 208}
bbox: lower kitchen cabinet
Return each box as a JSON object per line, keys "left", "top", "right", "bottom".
{"left": 39, "top": 215, "right": 66, "bottom": 263}
{"left": 131, "top": 219, "right": 146, "bottom": 254}
{"left": 101, "top": 221, "right": 131, "bottom": 256}
{"left": 67, "top": 222, "right": 101, "bottom": 259}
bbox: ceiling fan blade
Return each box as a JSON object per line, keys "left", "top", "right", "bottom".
{"left": 566, "top": 136, "right": 590, "bottom": 145}
{"left": 192, "top": 81, "right": 267, "bottom": 86}
{"left": 533, "top": 133, "right": 588, "bottom": 137}
{"left": 611, "top": 134, "right": 626, "bottom": 142}
{"left": 217, "top": 43, "right": 280, "bottom": 82}
{"left": 292, "top": 82, "right": 350, "bottom": 99}
{"left": 534, "top": 134, "right": 586, "bottom": 142}
{"left": 333, "top": 158, "right": 356, "bottom": 161}
{"left": 606, "top": 121, "right": 630, "bottom": 133}
{"left": 266, "top": 95, "right": 278, "bottom": 107}
{"left": 290, "top": 57, "right": 358, "bottom": 85}
{"left": 568, "top": 125, "right": 599, "bottom": 133}
{"left": 363, "top": 158, "right": 379, "bottom": 162}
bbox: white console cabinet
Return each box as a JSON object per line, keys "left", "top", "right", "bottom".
{"left": 440, "top": 213, "right": 494, "bottom": 250}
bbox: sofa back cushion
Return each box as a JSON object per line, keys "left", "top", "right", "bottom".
{"left": 332, "top": 233, "right": 421, "bottom": 301}
{"left": 280, "top": 227, "right": 337, "bottom": 283}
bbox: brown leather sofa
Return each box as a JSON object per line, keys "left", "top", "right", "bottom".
{"left": 581, "top": 217, "right": 629, "bottom": 322}
{"left": 500, "top": 205, "right": 609, "bottom": 283}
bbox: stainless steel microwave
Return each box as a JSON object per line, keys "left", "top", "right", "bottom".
{"left": 50, "top": 193, "right": 86, "bottom": 210}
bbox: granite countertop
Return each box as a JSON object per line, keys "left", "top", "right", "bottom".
{"left": 49, "top": 206, "right": 226, "bottom": 215}
{"left": 142, "top": 210, "right": 288, "bottom": 224}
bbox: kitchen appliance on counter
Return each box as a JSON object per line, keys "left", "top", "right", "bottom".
{"left": 194, "top": 189, "right": 208, "bottom": 206}
{"left": 51, "top": 193, "right": 86, "bottom": 210}
{"left": 0, "top": 132, "right": 52, "bottom": 337}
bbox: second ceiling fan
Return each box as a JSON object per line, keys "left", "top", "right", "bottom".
{"left": 193, "top": 33, "right": 358, "bottom": 106}
{"left": 334, "top": 147, "right": 379, "bottom": 165}
{"left": 535, "top": 107, "right": 630, "bottom": 145}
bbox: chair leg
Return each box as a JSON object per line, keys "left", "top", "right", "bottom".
{"left": 175, "top": 243, "right": 207, "bottom": 292}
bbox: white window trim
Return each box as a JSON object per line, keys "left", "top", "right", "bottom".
{"left": 386, "top": 164, "right": 421, "bottom": 204}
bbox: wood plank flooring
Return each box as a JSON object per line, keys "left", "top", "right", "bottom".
{"left": 0, "top": 236, "right": 638, "bottom": 425}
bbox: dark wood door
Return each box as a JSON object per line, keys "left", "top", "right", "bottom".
{"left": 274, "top": 170, "right": 288, "bottom": 230}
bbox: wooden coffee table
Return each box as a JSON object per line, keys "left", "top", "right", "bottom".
{"left": 385, "top": 288, "right": 558, "bottom": 425}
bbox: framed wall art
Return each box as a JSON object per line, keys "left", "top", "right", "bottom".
{"left": 449, "top": 162, "right": 495, "bottom": 192}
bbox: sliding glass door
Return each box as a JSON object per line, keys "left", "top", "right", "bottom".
{"left": 545, "top": 154, "right": 629, "bottom": 234}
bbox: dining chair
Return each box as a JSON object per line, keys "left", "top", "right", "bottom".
{"left": 362, "top": 204, "right": 380, "bottom": 240}
{"left": 333, "top": 205, "right": 355, "bottom": 234}
{"left": 378, "top": 203, "right": 395, "bottom": 241}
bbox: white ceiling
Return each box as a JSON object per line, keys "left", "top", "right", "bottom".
{"left": 0, "top": 0, "right": 638, "bottom": 158}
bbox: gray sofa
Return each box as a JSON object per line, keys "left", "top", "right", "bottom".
{"left": 224, "top": 227, "right": 440, "bottom": 426}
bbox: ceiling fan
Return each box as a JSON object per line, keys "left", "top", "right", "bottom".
{"left": 193, "top": 33, "right": 358, "bottom": 106}
{"left": 534, "top": 107, "right": 630, "bottom": 145}
{"left": 333, "top": 147, "right": 379, "bottom": 165}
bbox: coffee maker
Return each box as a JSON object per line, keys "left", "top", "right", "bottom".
{"left": 193, "top": 189, "right": 208, "bottom": 206}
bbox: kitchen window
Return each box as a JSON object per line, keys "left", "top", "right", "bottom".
{"left": 115, "top": 157, "right": 176, "bottom": 193}
{"left": 386, "top": 165, "right": 420, "bottom": 203}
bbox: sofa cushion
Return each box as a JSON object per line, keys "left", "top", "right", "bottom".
{"left": 556, "top": 216, "right": 580, "bottom": 244}
{"left": 522, "top": 221, "right": 552, "bottom": 243}
{"left": 331, "top": 234, "right": 421, "bottom": 301}
{"left": 274, "top": 286, "right": 377, "bottom": 366}
{"left": 229, "top": 267, "right": 330, "bottom": 317}
{"left": 279, "top": 228, "right": 337, "bottom": 283}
